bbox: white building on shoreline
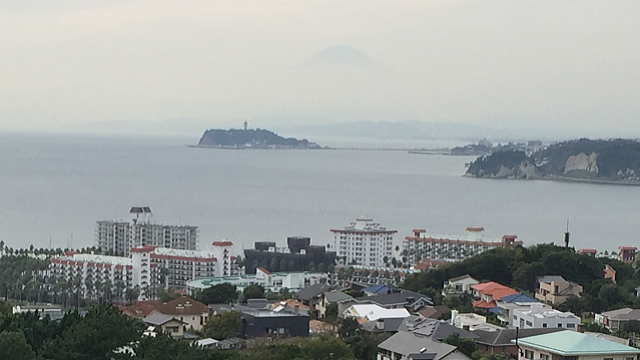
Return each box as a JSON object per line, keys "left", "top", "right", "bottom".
{"left": 329, "top": 218, "right": 397, "bottom": 268}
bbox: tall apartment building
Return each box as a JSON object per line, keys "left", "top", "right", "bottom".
{"left": 244, "top": 237, "right": 336, "bottom": 274}
{"left": 329, "top": 218, "right": 397, "bottom": 268}
{"left": 402, "top": 227, "right": 521, "bottom": 266}
{"left": 49, "top": 242, "right": 239, "bottom": 300}
{"left": 97, "top": 207, "right": 198, "bottom": 257}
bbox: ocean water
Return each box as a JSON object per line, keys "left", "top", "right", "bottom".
{"left": 0, "top": 133, "right": 636, "bottom": 253}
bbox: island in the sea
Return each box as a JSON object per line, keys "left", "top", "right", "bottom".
{"left": 196, "top": 124, "right": 322, "bottom": 149}
{"left": 465, "top": 138, "right": 640, "bottom": 185}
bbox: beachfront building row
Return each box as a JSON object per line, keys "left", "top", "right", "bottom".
{"left": 49, "top": 242, "right": 240, "bottom": 300}
{"left": 97, "top": 207, "right": 198, "bottom": 257}
{"left": 403, "top": 227, "right": 522, "bottom": 265}
{"left": 186, "top": 266, "right": 329, "bottom": 294}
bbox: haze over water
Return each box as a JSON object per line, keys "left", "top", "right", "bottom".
{"left": 0, "top": 133, "right": 636, "bottom": 252}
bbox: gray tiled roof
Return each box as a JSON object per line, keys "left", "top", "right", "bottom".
{"left": 143, "top": 312, "right": 185, "bottom": 326}
{"left": 602, "top": 308, "right": 640, "bottom": 321}
{"left": 378, "top": 331, "right": 471, "bottom": 360}
{"left": 398, "top": 318, "right": 477, "bottom": 341}
{"left": 297, "top": 283, "right": 330, "bottom": 301}
{"left": 325, "top": 290, "right": 354, "bottom": 303}
{"left": 357, "top": 289, "right": 432, "bottom": 307}
{"left": 473, "top": 328, "right": 565, "bottom": 346}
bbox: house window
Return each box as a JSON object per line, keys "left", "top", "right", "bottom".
{"left": 542, "top": 323, "right": 547, "bottom": 328}
{"left": 525, "top": 321, "right": 533, "bottom": 327}
{"left": 567, "top": 323, "right": 575, "bottom": 328}
{"left": 557, "top": 323, "right": 563, "bottom": 328}
{"left": 540, "top": 354, "right": 549, "bottom": 360}
{"left": 524, "top": 350, "right": 534, "bottom": 360}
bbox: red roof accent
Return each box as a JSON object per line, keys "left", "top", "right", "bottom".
{"left": 473, "top": 300, "right": 497, "bottom": 309}
{"left": 412, "top": 229, "right": 427, "bottom": 233}
{"left": 579, "top": 248, "right": 597, "bottom": 254}
{"left": 619, "top": 246, "right": 637, "bottom": 251}
{"left": 502, "top": 235, "right": 518, "bottom": 240}
{"left": 212, "top": 241, "right": 233, "bottom": 247}
{"left": 415, "top": 260, "right": 449, "bottom": 271}
{"left": 466, "top": 226, "right": 485, "bottom": 232}
{"left": 257, "top": 267, "right": 272, "bottom": 275}
{"left": 472, "top": 282, "right": 518, "bottom": 300}
{"left": 131, "top": 246, "right": 157, "bottom": 253}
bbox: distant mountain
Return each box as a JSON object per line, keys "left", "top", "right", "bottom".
{"left": 197, "top": 128, "right": 322, "bottom": 149}
{"left": 305, "top": 45, "right": 374, "bottom": 67}
{"left": 466, "top": 138, "right": 640, "bottom": 185}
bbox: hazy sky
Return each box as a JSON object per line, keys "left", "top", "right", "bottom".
{"left": 1, "top": 0, "right": 639, "bottom": 137}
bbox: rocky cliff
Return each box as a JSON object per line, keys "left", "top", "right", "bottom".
{"left": 465, "top": 139, "right": 640, "bottom": 184}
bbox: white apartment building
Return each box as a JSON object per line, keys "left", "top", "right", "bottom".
{"left": 513, "top": 306, "right": 580, "bottom": 330}
{"left": 402, "top": 227, "right": 521, "bottom": 265}
{"left": 497, "top": 302, "right": 552, "bottom": 327}
{"left": 50, "top": 242, "right": 240, "bottom": 300}
{"left": 132, "top": 241, "right": 239, "bottom": 290}
{"left": 329, "top": 218, "right": 397, "bottom": 268}
{"left": 97, "top": 207, "right": 198, "bottom": 257}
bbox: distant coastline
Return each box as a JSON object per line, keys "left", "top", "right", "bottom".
{"left": 195, "top": 125, "right": 324, "bottom": 150}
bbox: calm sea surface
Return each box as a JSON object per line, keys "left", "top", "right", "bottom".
{"left": 0, "top": 133, "right": 637, "bottom": 252}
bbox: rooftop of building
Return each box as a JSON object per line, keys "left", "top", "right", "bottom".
{"left": 154, "top": 296, "right": 208, "bottom": 316}
{"left": 515, "top": 330, "right": 640, "bottom": 355}
{"left": 601, "top": 307, "right": 640, "bottom": 321}
{"left": 514, "top": 306, "right": 579, "bottom": 319}
{"left": 188, "top": 271, "right": 327, "bottom": 290}
{"left": 378, "top": 331, "right": 471, "bottom": 360}
{"left": 471, "top": 282, "right": 518, "bottom": 300}
{"left": 56, "top": 253, "right": 133, "bottom": 266}
{"left": 474, "top": 328, "right": 564, "bottom": 347}
{"left": 345, "top": 304, "right": 410, "bottom": 321}
{"left": 331, "top": 217, "right": 397, "bottom": 234}
{"left": 143, "top": 311, "right": 188, "bottom": 326}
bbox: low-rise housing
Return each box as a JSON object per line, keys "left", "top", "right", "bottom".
{"left": 143, "top": 313, "right": 188, "bottom": 337}
{"left": 377, "top": 331, "right": 472, "bottom": 360}
{"left": 494, "top": 294, "right": 548, "bottom": 327}
{"left": 604, "top": 264, "right": 617, "bottom": 284}
{"left": 354, "top": 288, "right": 432, "bottom": 312}
{"left": 473, "top": 328, "right": 564, "bottom": 356}
{"left": 450, "top": 311, "right": 503, "bottom": 332}
{"left": 619, "top": 247, "right": 637, "bottom": 264}
{"left": 595, "top": 308, "right": 640, "bottom": 332}
{"left": 186, "top": 267, "right": 328, "bottom": 294}
{"left": 130, "top": 296, "right": 209, "bottom": 334}
{"left": 513, "top": 306, "right": 580, "bottom": 330}
{"left": 535, "top": 276, "right": 582, "bottom": 306}
{"left": 343, "top": 304, "right": 410, "bottom": 322}
{"left": 317, "top": 290, "right": 354, "bottom": 319}
{"left": 515, "top": 330, "right": 640, "bottom": 360}
{"left": 239, "top": 307, "right": 309, "bottom": 338}
{"left": 471, "top": 282, "right": 518, "bottom": 311}
{"left": 442, "top": 275, "right": 479, "bottom": 297}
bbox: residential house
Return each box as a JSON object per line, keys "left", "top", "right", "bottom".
{"left": 619, "top": 247, "right": 637, "bottom": 264}
{"left": 513, "top": 306, "right": 580, "bottom": 330}
{"left": 377, "top": 331, "right": 472, "bottom": 360}
{"left": 515, "top": 330, "right": 640, "bottom": 360}
{"left": 450, "top": 311, "right": 503, "bottom": 332}
{"left": 397, "top": 317, "right": 478, "bottom": 342}
{"left": 494, "top": 294, "right": 549, "bottom": 327}
{"left": 471, "top": 282, "right": 518, "bottom": 311}
{"left": 364, "top": 284, "right": 395, "bottom": 296}
{"left": 535, "top": 276, "right": 582, "bottom": 306}
{"left": 354, "top": 288, "right": 432, "bottom": 312}
{"left": 239, "top": 307, "right": 309, "bottom": 338}
{"left": 418, "top": 305, "right": 451, "bottom": 320}
{"left": 343, "top": 304, "right": 410, "bottom": 322}
{"left": 148, "top": 296, "right": 209, "bottom": 332}
{"left": 442, "top": 275, "right": 479, "bottom": 297}
{"left": 473, "top": 328, "right": 565, "bottom": 356}
{"left": 595, "top": 308, "right": 640, "bottom": 332}
{"left": 143, "top": 312, "right": 188, "bottom": 337}
{"left": 296, "top": 283, "right": 331, "bottom": 318}
{"left": 578, "top": 248, "right": 597, "bottom": 257}
{"left": 604, "top": 264, "right": 617, "bottom": 284}
{"left": 317, "top": 290, "right": 354, "bottom": 319}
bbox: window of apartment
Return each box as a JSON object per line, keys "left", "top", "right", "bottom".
{"left": 566, "top": 323, "right": 575, "bottom": 328}
{"left": 604, "top": 358, "right": 613, "bottom": 360}
{"left": 540, "top": 354, "right": 549, "bottom": 360}
{"left": 542, "top": 323, "right": 547, "bottom": 328}
{"left": 557, "top": 323, "right": 563, "bottom": 328}
{"left": 524, "top": 350, "right": 534, "bottom": 360}
{"left": 526, "top": 321, "right": 533, "bottom": 327}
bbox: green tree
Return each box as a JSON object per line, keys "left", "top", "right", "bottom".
{"left": 0, "top": 331, "right": 36, "bottom": 360}
{"left": 444, "top": 334, "right": 477, "bottom": 357}
{"left": 242, "top": 285, "right": 265, "bottom": 300}
{"left": 203, "top": 311, "right": 242, "bottom": 340}
{"left": 197, "top": 284, "right": 239, "bottom": 304}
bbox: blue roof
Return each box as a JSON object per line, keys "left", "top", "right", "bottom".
{"left": 500, "top": 293, "right": 537, "bottom": 303}
{"left": 363, "top": 285, "right": 393, "bottom": 294}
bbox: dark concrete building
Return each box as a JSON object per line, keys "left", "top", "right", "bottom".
{"left": 244, "top": 237, "right": 336, "bottom": 274}
{"left": 240, "top": 308, "right": 309, "bottom": 338}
